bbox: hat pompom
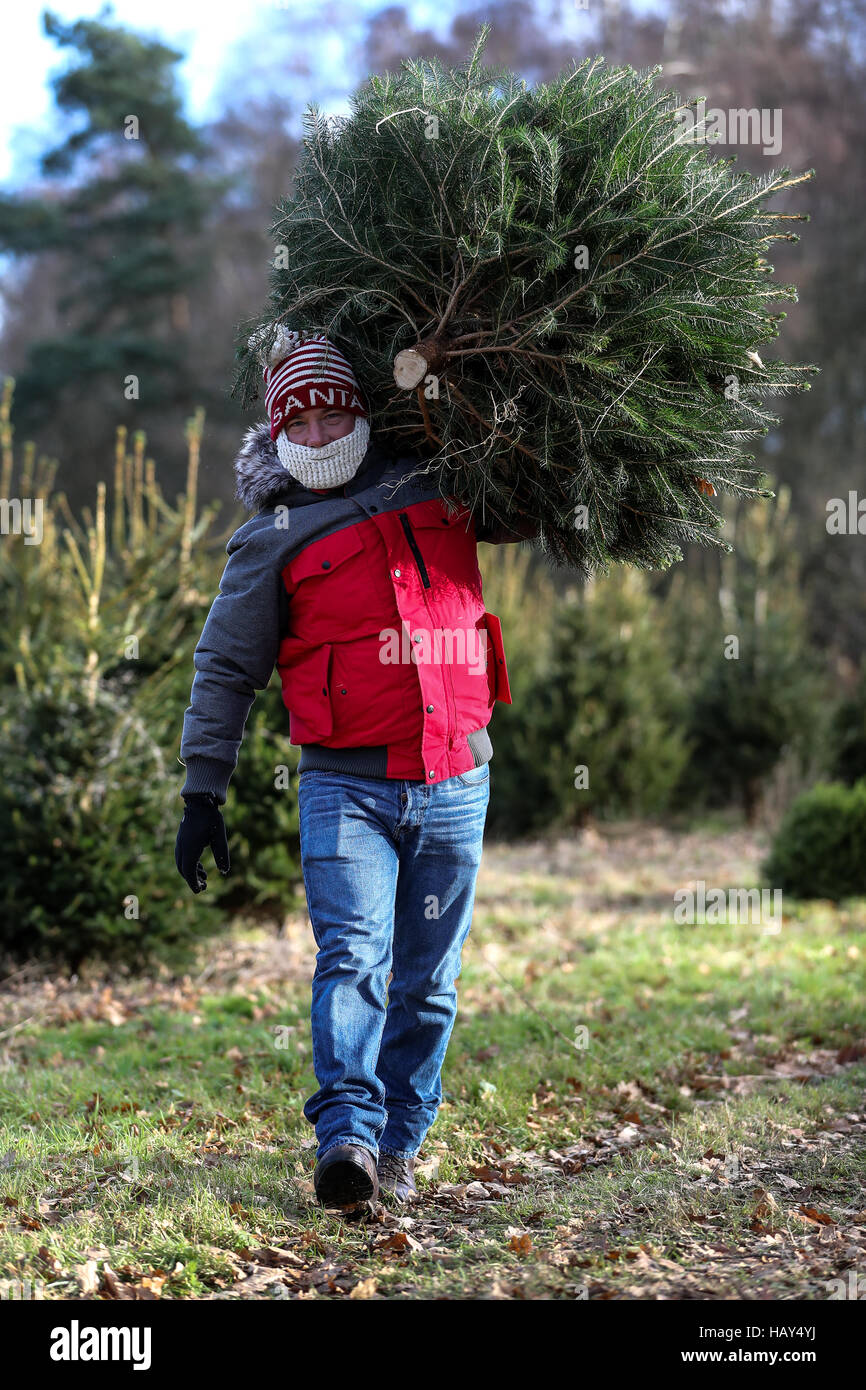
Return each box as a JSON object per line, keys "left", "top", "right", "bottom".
{"left": 247, "top": 323, "right": 311, "bottom": 371}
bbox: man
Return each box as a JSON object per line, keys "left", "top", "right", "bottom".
{"left": 175, "top": 333, "right": 537, "bottom": 1209}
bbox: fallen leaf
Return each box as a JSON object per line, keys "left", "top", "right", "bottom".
{"left": 101, "top": 1264, "right": 134, "bottom": 1300}
{"left": 797, "top": 1205, "right": 835, "bottom": 1225}
{"left": 241, "top": 1247, "right": 305, "bottom": 1268}
{"left": 75, "top": 1260, "right": 100, "bottom": 1296}
{"left": 469, "top": 1164, "right": 504, "bottom": 1183}
{"left": 349, "top": 1277, "right": 379, "bottom": 1299}
{"left": 464, "top": 1182, "right": 491, "bottom": 1200}
{"left": 135, "top": 1273, "right": 167, "bottom": 1299}
{"left": 375, "top": 1231, "right": 421, "bottom": 1252}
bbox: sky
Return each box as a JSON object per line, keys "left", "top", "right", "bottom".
{"left": 0, "top": 0, "right": 661, "bottom": 186}
{"left": 1, "top": 0, "right": 456, "bottom": 185}
{"left": 2, "top": 0, "right": 617, "bottom": 187}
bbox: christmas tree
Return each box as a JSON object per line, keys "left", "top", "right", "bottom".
{"left": 234, "top": 25, "right": 817, "bottom": 574}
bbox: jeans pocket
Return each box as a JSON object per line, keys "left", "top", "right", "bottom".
{"left": 456, "top": 762, "right": 491, "bottom": 787}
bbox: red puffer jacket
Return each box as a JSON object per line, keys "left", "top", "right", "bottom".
{"left": 179, "top": 426, "right": 538, "bottom": 800}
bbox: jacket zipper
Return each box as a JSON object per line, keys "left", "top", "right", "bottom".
{"left": 398, "top": 510, "right": 458, "bottom": 757}
{"left": 398, "top": 513, "right": 431, "bottom": 589}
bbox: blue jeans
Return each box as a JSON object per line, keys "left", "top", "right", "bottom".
{"left": 296, "top": 763, "right": 490, "bottom": 1162}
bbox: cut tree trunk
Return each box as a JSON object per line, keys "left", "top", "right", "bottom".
{"left": 393, "top": 335, "right": 451, "bottom": 389}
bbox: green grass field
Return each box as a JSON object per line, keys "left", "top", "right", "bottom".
{"left": 1, "top": 822, "right": 864, "bottom": 1301}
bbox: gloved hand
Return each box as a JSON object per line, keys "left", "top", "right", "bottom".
{"left": 175, "top": 792, "right": 231, "bottom": 894}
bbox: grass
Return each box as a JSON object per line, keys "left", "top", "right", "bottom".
{"left": 0, "top": 821, "right": 864, "bottom": 1300}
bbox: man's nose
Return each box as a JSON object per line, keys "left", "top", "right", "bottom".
{"left": 306, "top": 422, "right": 327, "bottom": 445}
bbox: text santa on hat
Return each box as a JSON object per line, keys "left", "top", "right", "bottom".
{"left": 249, "top": 325, "right": 368, "bottom": 452}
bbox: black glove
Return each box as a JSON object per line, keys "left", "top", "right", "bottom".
{"left": 175, "top": 792, "right": 230, "bottom": 894}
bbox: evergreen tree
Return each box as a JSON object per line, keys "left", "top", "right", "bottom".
{"left": 236, "top": 25, "right": 817, "bottom": 574}
{"left": 677, "top": 483, "right": 824, "bottom": 822}
{"left": 825, "top": 658, "right": 866, "bottom": 788}
{"left": 525, "top": 567, "right": 691, "bottom": 827}
{"left": 0, "top": 10, "right": 227, "bottom": 467}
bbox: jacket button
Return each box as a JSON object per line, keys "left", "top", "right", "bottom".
{"left": 393, "top": 568, "right": 401, "bottom": 577}
{"left": 322, "top": 686, "right": 328, "bottom": 695}
{"left": 340, "top": 687, "right": 347, "bottom": 695}
{"left": 428, "top": 770, "right": 435, "bottom": 779}
{"left": 321, "top": 560, "right": 330, "bottom": 569}
{"left": 426, "top": 704, "right": 434, "bottom": 712}
{"left": 370, "top": 505, "right": 378, "bottom": 512}
{"left": 413, "top": 634, "right": 422, "bottom": 643}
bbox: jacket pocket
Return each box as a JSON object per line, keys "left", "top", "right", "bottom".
{"left": 483, "top": 611, "right": 512, "bottom": 705}
{"left": 282, "top": 643, "right": 334, "bottom": 742}
{"left": 287, "top": 524, "right": 364, "bottom": 585}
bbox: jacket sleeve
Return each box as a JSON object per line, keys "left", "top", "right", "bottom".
{"left": 178, "top": 517, "right": 289, "bottom": 803}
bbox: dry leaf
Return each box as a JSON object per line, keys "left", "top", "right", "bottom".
{"left": 464, "top": 1182, "right": 491, "bottom": 1199}
{"left": 134, "top": 1273, "right": 167, "bottom": 1299}
{"left": 242, "top": 1247, "right": 305, "bottom": 1268}
{"left": 435, "top": 1183, "right": 468, "bottom": 1199}
{"left": 75, "top": 1259, "right": 100, "bottom": 1297}
{"left": 101, "top": 1264, "right": 134, "bottom": 1300}
{"left": 797, "top": 1205, "right": 835, "bottom": 1225}
{"left": 349, "top": 1277, "right": 379, "bottom": 1299}
{"left": 376, "top": 1232, "right": 410, "bottom": 1252}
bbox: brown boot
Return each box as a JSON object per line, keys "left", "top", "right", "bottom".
{"left": 313, "top": 1144, "right": 379, "bottom": 1207}
{"left": 377, "top": 1152, "right": 418, "bottom": 1204}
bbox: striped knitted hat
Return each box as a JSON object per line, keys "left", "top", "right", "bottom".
{"left": 252, "top": 328, "right": 369, "bottom": 443}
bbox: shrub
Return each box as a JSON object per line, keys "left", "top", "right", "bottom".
{"left": 475, "top": 543, "right": 559, "bottom": 837}
{"left": 219, "top": 705, "right": 303, "bottom": 916}
{"left": 674, "top": 486, "right": 825, "bottom": 823}
{"left": 0, "top": 387, "right": 291, "bottom": 966}
{"left": 512, "top": 566, "right": 691, "bottom": 829}
{"left": 762, "top": 779, "right": 866, "bottom": 901}
{"left": 0, "top": 672, "right": 225, "bottom": 968}
{"left": 825, "top": 659, "right": 866, "bottom": 787}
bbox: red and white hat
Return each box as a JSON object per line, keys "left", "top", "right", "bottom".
{"left": 250, "top": 326, "right": 369, "bottom": 442}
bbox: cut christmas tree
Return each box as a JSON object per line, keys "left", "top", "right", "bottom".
{"left": 234, "top": 24, "right": 818, "bottom": 574}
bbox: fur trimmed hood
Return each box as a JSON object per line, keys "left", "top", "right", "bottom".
{"left": 234, "top": 421, "right": 302, "bottom": 513}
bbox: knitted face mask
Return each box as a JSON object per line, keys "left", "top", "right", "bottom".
{"left": 275, "top": 416, "right": 371, "bottom": 491}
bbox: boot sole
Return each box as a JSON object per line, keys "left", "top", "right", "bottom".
{"left": 315, "top": 1158, "right": 377, "bottom": 1206}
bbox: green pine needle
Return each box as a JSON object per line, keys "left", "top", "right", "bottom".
{"left": 234, "top": 25, "right": 818, "bottom": 574}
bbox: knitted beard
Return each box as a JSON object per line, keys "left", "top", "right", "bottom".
{"left": 275, "top": 416, "right": 371, "bottom": 490}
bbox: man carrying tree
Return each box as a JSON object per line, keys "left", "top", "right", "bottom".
{"left": 174, "top": 30, "right": 815, "bottom": 1213}
{"left": 175, "top": 331, "right": 536, "bottom": 1209}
